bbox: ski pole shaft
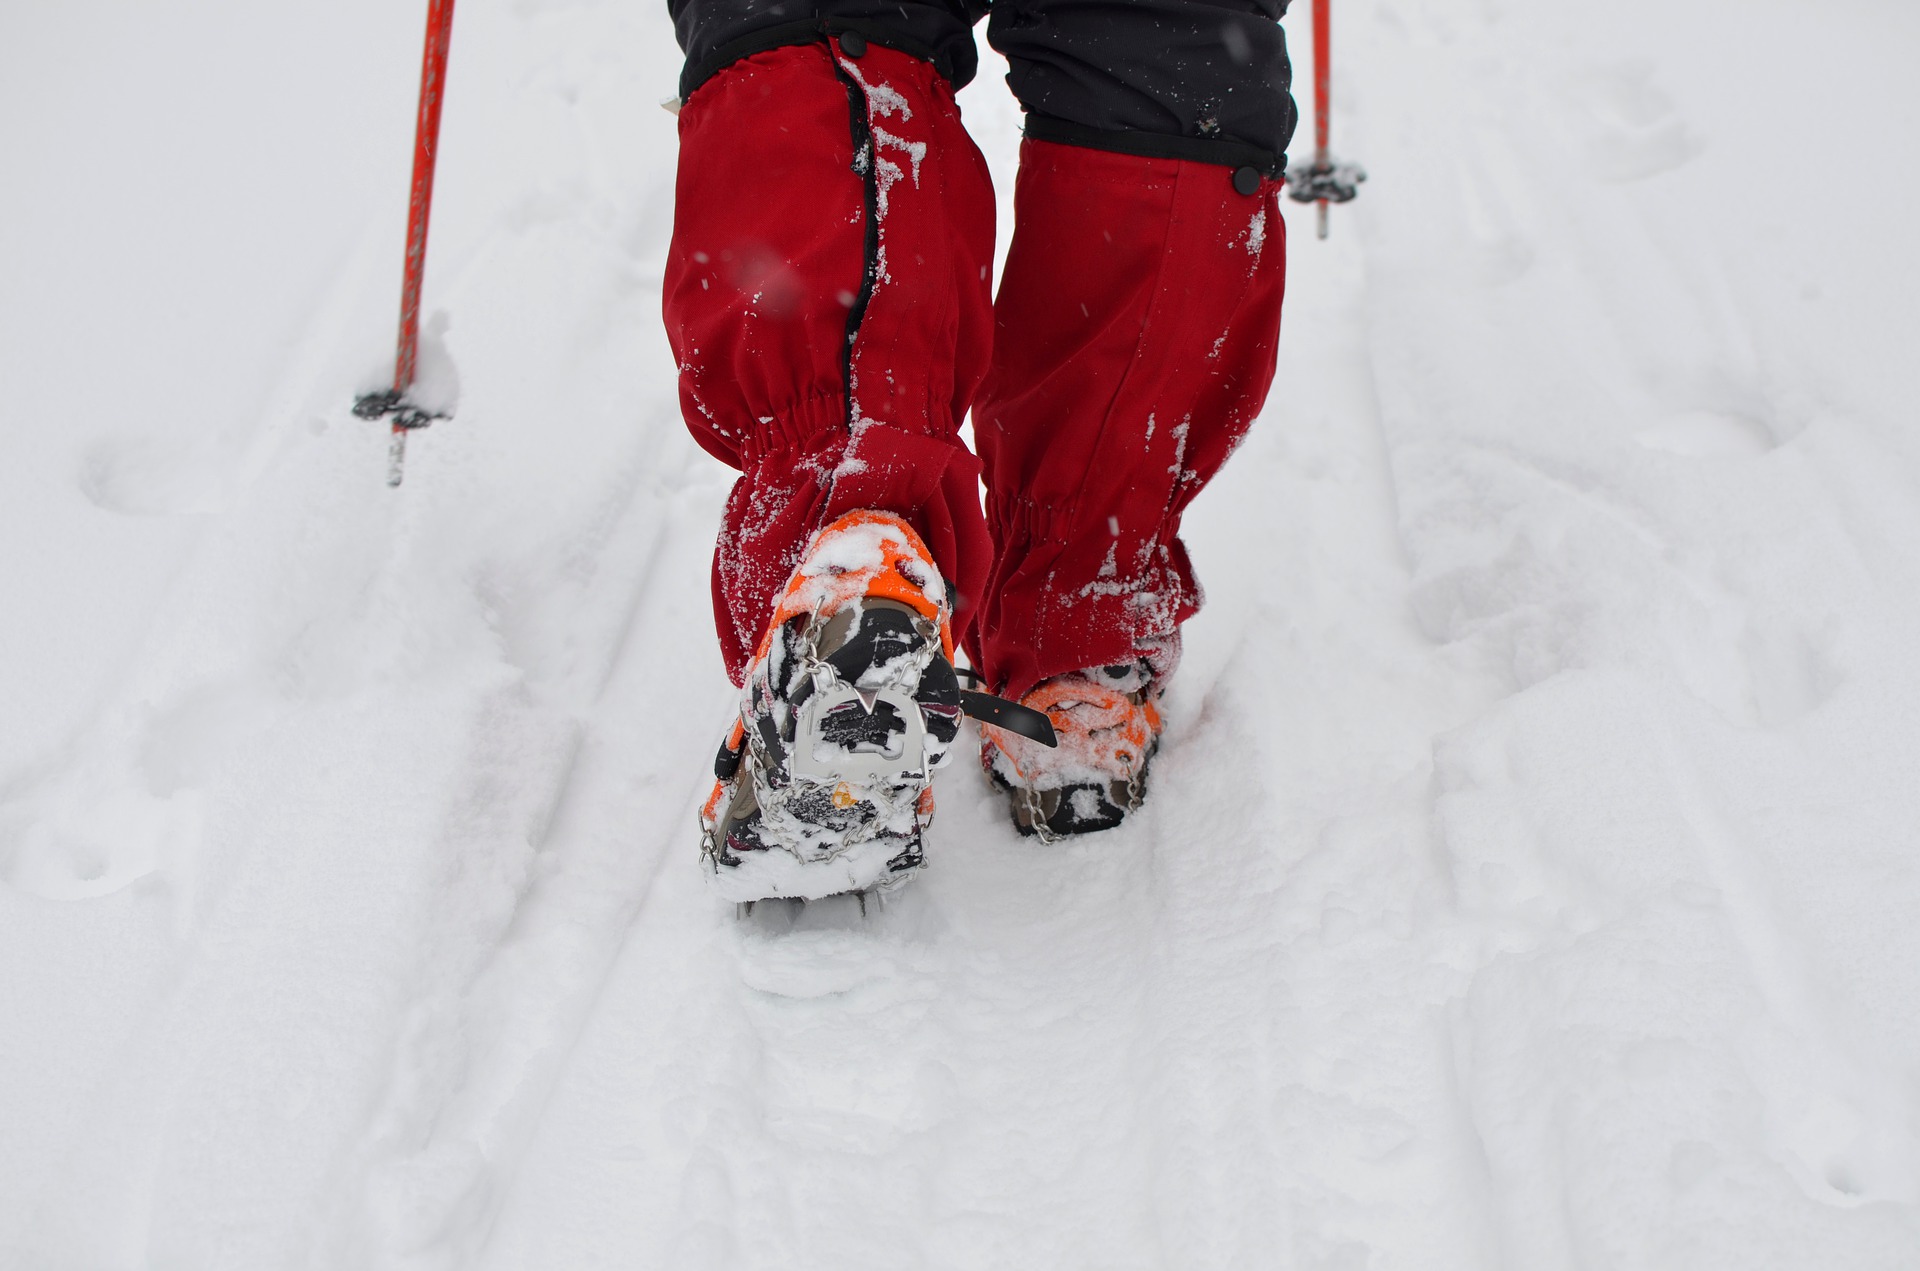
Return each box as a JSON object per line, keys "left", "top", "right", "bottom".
{"left": 355, "top": 0, "right": 456, "bottom": 486}
{"left": 1313, "top": 0, "right": 1331, "bottom": 239}
{"left": 395, "top": 0, "right": 455, "bottom": 395}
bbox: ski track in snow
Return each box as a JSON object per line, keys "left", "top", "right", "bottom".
{"left": 4, "top": 0, "right": 1920, "bottom": 1267}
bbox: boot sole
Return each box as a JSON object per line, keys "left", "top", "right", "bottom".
{"left": 708, "top": 831, "right": 924, "bottom": 903}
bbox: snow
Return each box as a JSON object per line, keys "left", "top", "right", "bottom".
{"left": 3, "top": 0, "right": 1918, "bottom": 1267}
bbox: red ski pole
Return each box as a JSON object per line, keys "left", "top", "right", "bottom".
{"left": 1313, "top": 0, "right": 1332, "bottom": 239}
{"left": 354, "top": 0, "right": 457, "bottom": 487}
{"left": 1286, "top": 0, "right": 1365, "bottom": 238}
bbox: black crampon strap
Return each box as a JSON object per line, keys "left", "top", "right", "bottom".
{"left": 953, "top": 674, "right": 1059, "bottom": 748}
{"left": 959, "top": 690, "right": 1057, "bottom": 747}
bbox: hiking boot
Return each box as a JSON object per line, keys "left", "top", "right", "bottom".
{"left": 700, "top": 510, "right": 963, "bottom": 902}
{"left": 980, "top": 660, "right": 1164, "bottom": 841}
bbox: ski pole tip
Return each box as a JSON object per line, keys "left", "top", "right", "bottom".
{"left": 387, "top": 428, "right": 408, "bottom": 488}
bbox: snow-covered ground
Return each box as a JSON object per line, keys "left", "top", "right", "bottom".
{"left": 4, "top": 0, "right": 1918, "bottom": 1266}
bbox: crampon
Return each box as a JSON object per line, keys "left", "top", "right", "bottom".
{"left": 701, "top": 510, "right": 1053, "bottom": 904}
{"left": 980, "top": 660, "right": 1164, "bottom": 841}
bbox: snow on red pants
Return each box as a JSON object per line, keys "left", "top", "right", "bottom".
{"left": 970, "top": 143, "right": 1287, "bottom": 697}
{"left": 664, "top": 40, "right": 996, "bottom": 682}
{"left": 664, "top": 39, "right": 1287, "bottom": 694}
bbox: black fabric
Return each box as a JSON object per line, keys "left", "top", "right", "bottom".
{"left": 672, "top": 0, "right": 985, "bottom": 98}
{"left": 988, "top": 0, "right": 1294, "bottom": 161}
{"left": 1022, "top": 110, "right": 1282, "bottom": 177}
{"left": 679, "top": 20, "right": 947, "bottom": 96}
{"left": 668, "top": 0, "right": 1296, "bottom": 168}
{"left": 958, "top": 689, "right": 1059, "bottom": 745}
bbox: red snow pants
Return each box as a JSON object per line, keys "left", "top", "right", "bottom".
{"left": 664, "top": 40, "right": 1287, "bottom": 696}
{"left": 665, "top": 41, "right": 995, "bottom": 681}
{"left": 973, "top": 141, "right": 1287, "bottom": 697}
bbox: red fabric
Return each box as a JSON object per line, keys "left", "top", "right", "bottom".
{"left": 666, "top": 51, "right": 1286, "bottom": 696}
{"left": 663, "top": 42, "right": 996, "bottom": 684}
{"left": 966, "top": 140, "right": 1288, "bottom": 698}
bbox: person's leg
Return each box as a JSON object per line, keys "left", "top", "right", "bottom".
{"left": 666, "top": 4, "right": 1010, "bottom": 896}
{"left": 972, "top": 0, "right": 1296, "bottom": 700}
{"left": 664, "top": 2, "right": 995, "bottom": 685}
{"left": 971, "top": 0, "right": 1294, "bottom": 834}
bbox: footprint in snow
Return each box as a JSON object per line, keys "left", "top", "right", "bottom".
{"left": 1571, "top": 62, "right": 1705, "bottom": 183}
{"left": 1634, "top": 409, "right": 1777, "bottom": 458}
{"left": 732, "top": 916, "right": 913, "bottom": 1001}
{"left": 77, "top": 433, "right": 228, "bottom": 516}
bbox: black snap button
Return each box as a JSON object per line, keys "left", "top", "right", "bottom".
{"left": 839, "top": 31, "right": 868, "bottom": 58}
{"left": 1232, "top": 166, "right": 1262, "bottom": 196}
